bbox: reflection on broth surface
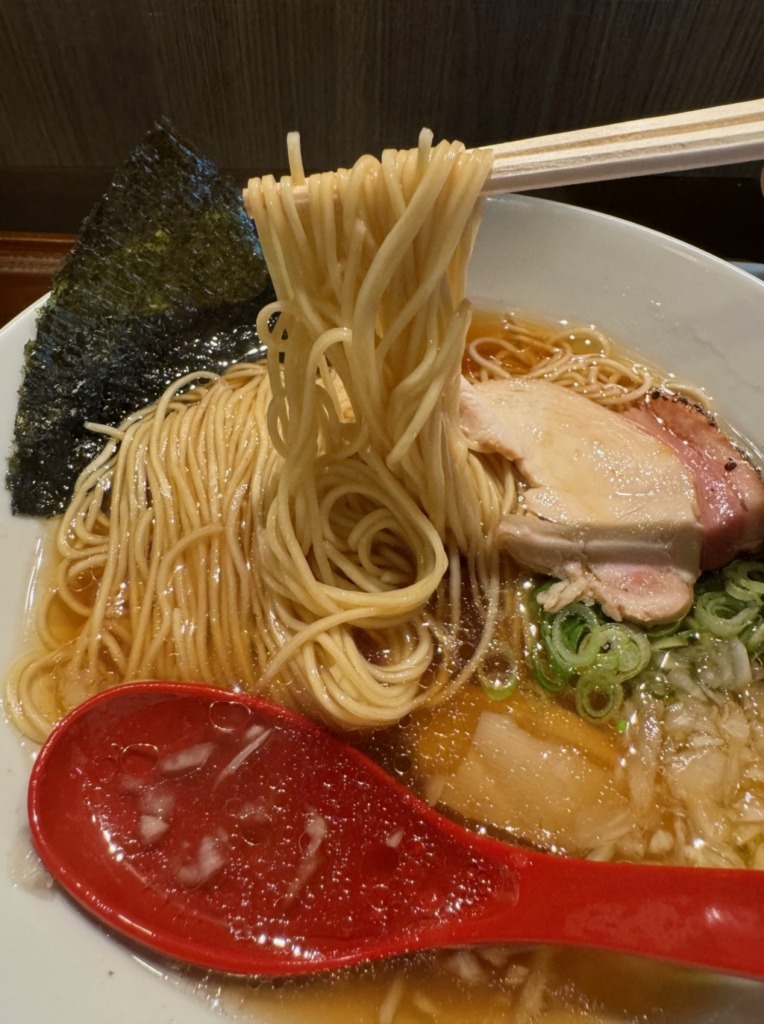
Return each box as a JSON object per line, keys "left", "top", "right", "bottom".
{"left": 213, "top": 947, "right": 763, "bottom": 1023}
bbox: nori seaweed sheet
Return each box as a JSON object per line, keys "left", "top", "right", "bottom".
{"left": 7, "top": 118, "right": 273, "bottom": 516}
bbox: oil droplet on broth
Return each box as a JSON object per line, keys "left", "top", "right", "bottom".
{"left": 227, "top": 799, "right": 273, "bottom": 846}
{"left": 119, "top": 742, "right": 159, "bottom": 776}
{"left": 209, "top": 700, "right": 253, "bottom": 732}
{"left": 391, "top": 750, "right": 412, "bottom": 779}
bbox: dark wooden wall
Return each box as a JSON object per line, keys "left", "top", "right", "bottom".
{"left": 1, "top": 0, "right": 763, "bottom": 232}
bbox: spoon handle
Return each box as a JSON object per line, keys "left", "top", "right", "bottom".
{"left": 446, "top": 842, "right": 764, "bottom": 979}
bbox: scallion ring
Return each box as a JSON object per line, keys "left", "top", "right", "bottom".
{"left": 574, "top": 670, "right": 625, "bottom": 722}
{"left": 648, "top": 630, "right": 696, "bottom": 652}
{"left": 596, "top": 624, "right": 652, "bottom": 680}
{"left": 530, "top": 646, "right": 568, "bottom": 693}
{"left": 723, "top": 560, "right": 764, "bottom": 603}
{"left": 548, "top": 602, "right": 602, "bottom": 672}
{"left": 694, "top": 591, "right": 759, "bottom": 638}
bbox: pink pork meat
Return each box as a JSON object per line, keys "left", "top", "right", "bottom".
{"left": 624, "top": 391, "right": 764, "bottom": 570}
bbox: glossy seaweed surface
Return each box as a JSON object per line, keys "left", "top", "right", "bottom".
{"left": 7, "top": 119, "right": 273, "bottom": 516}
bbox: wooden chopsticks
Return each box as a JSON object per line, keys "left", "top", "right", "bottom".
{"left": 250, "top": 99, "right": 764, "bottom": 207}
{"left": 483, "top": 98, "right": 764, "bottom": 193}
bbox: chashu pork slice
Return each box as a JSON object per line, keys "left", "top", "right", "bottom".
{"left": 459, "top": 377, "right": 702, "bottom": 623}
{"left": 624, "top": 392, "right": 764, "bottom": 570}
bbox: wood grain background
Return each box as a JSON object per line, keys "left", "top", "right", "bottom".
{"left": 1, "top": 0, "right": 763, "bottom": 232}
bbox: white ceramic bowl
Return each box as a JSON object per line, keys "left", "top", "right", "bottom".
{"left": 1, "top": 195, "right": 763, "bottom": 1024}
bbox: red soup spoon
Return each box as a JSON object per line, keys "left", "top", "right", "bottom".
{"left": 27, "top": 681, "right": 764, "bottom": 978}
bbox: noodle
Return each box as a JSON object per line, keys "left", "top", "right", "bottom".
{"left": 465, "top": 311, "right": 653, "bottom": 406}
{"left": 243, "top": 131, "right": 508, "bottom": 727}
{"left": 7, "top": 365, "right": 275, "bottom": 738}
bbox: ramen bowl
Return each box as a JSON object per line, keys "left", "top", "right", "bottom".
{"left": 1, "top": 194, "right": 763, "bottom": 1023}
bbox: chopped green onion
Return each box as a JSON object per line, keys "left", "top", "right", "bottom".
{"left": 646, "top": 617, "right": 687, "bottom": 640}
{"left": 723, "top": 560, "right": 764, "bottom": 602}
{"left": 575, "top": 671, "right": 625, "bottom": 722}
{"left": 694, "top": 591, "right": 759, "bottom": 638}
{"left": 648, "top": 630, "right": 696, "bottom": 651}
{"left": 743, "top": 618, "right": 764, "bottom": 656}
{"left": 548, "top": 602, "right": 601, "bottom": 672}
{"left": 596, "top": 624, "right": 651, "bottom": 680}
{"left": 530, "top": 646, "right": 568, "bottom": 693}
{"left": 528, "top": 558, "right": 763, "bottom": 724}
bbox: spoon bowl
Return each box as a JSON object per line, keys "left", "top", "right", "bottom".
{"left": 28, "top": 682, "right": 764, "bottom": 979}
